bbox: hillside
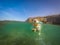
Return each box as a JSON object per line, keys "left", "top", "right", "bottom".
{"left": 0, "top": 21, "right": 60, "bottom": 45}
{"left": 26, "top": 14, "right": 60, "bottom": 25}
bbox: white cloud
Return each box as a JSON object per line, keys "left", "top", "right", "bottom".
{"left": 0, "top": 8, "right": 26, "bottom": 21}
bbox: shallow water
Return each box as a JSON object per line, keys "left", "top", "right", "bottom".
{"left": 0, "top": 21, "right": 60, "bottom": 45}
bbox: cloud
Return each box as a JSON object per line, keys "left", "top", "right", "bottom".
{"left": 0, "top": 8, "right": 26, "bottom": 21}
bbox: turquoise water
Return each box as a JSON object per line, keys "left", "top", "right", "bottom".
{"left": 0, "top": 21, "right": 60, "bottom": 45}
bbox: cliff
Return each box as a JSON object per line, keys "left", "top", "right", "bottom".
{"left": 26, "top": 14, "right": 60, "bottom": 25}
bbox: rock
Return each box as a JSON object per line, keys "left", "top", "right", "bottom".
{"left": 26, "top": 14, "right": 60, "bottom": 25}
{"left": 26, "top": 17, "right": 47, "bottom": 23}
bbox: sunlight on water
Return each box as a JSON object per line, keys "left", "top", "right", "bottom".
{"left": 35, "top": 30, "right": 52, "bottom": 45}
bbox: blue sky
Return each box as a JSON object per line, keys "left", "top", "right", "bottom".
{"left": 0, "top": 0, "right": 60, "bottom": 21}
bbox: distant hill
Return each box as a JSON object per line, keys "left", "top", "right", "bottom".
{"left": 26, "top": 14, "right": 60, "bottom": 25}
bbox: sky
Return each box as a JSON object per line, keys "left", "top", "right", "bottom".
{"left": 0, "top": 0, "right": 60, "bottom": 21}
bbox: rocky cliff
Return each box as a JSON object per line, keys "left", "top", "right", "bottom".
{"left": 26, "top": 14, "right": 60, "bottom": 25}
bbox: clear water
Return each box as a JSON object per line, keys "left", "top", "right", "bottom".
{"left": 0, "top": 21, "right": 60, "bottom": 45}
